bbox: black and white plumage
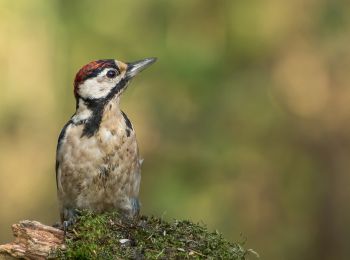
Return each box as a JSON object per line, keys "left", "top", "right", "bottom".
{"left": 55, "top": 58, "right": 156, "bottom": 225}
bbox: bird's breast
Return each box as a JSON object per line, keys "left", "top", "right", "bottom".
{"left": 57, "top": 110, "right": 140, "bottom": 209}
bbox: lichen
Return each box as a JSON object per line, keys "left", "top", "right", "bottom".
{"left": 59, "top": 211, "right": 252, "bottom": 259}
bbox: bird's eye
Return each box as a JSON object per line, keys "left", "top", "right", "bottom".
{"left": 106, "top": 70, "right": 117, "bottom": 78}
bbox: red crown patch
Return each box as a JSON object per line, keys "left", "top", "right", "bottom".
{"left": 74, "top": 60, "right": 116, "bottom": 98}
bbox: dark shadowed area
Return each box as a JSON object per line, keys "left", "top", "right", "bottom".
{"left": 0, "top": 1, "right": 349, "bottom": 259}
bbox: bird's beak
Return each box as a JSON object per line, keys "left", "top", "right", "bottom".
{"left": 126, "top": 57, "right": 157, "bottom": 80}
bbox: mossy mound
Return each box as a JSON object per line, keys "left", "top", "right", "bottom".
{"left": 60, "top": 211, "right": 252, "bottom": 259}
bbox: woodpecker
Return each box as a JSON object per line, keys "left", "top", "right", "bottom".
{"left": 56, "top": 57, "right": 156, "bottom": 227}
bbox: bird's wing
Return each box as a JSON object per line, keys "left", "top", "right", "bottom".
{"left": 55, "top": 120, "right": 72, "bottom": 192}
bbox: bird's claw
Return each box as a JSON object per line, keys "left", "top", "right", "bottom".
{"left": 63, "top": 220, "right": 72, "bottom": 236}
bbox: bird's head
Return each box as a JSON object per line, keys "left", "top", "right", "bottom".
{"left": 74, "top": 57, "right": 157, "bottom": 102}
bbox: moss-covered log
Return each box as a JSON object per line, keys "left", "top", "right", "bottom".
{"left": 0, "top": 212, "right": 256, "bottom": 259}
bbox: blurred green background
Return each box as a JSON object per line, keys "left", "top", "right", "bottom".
{"left": 0, "top": 0, "right": 350, "bottom": 259}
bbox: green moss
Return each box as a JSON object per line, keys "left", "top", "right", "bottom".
{"left": 59, "top": 211, "right": 254, "bottom": 259}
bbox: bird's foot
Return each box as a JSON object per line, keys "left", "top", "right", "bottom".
{"left": 63, "top": 219, "right": 76, "bottom": 236}
{"left": 61, "top": 208, "right": 80, "bottom": 236}
{"left": 118, "top": 198, "right": 141, "bottom": 225}
{"left": 130, "top": 197, "right": 140, "bottom": 217}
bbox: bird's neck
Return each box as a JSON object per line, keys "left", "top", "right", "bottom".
{"left": 72, "top": 97, "right": 121, "bottom": 128}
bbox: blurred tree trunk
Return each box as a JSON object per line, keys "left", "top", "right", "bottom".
{"left": 309, "top": 138, "right": 349, "bottom": 260}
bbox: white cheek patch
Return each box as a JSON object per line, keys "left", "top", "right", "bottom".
{"left": 78, "top": 73, "right": 122, "bottom": 99}
{"left": 79, "top": 78, "right": 113, "bottom": 99}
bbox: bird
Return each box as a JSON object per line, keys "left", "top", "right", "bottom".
{"left": 55, "top": 57, "right": 157, "bottom": 228}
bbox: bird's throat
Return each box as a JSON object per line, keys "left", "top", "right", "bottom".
{"left": 74, "top": 96, "right": 120, "bottom": 138}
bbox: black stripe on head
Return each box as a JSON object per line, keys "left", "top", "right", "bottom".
{"left": 83, "top": 60, "right": 119, "bottom": 82}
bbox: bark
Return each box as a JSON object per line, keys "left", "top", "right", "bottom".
{"left": 0, "top": 221, "right": 64, "bottom": 260}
